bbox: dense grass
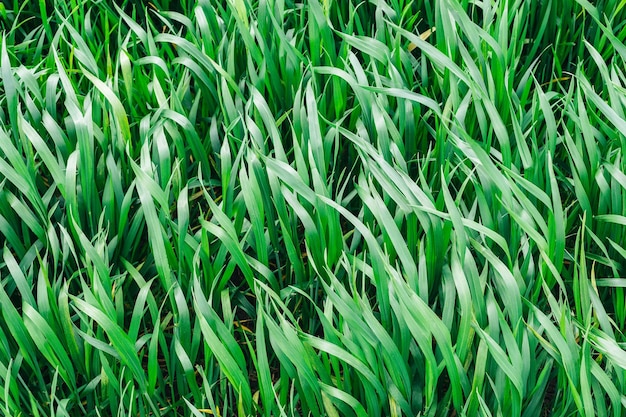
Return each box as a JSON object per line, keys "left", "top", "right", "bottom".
{"left": 1, "top": 0, "right": 626, "bottom": 415}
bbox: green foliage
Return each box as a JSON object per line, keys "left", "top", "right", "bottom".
{"left": 0, "top": 0, "right": 625, "bottom": 416}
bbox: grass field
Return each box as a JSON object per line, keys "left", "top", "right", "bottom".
{"left": 1, "top": 0, "right": 626, "bottom": 415}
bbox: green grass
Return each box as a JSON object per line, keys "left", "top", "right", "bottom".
{"left": 0, "top": 0, "right": 626, "bottom": 415}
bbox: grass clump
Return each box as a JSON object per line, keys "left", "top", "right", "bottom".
{"left": 0, "top": 0, "right": 626, "bottom": 416}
